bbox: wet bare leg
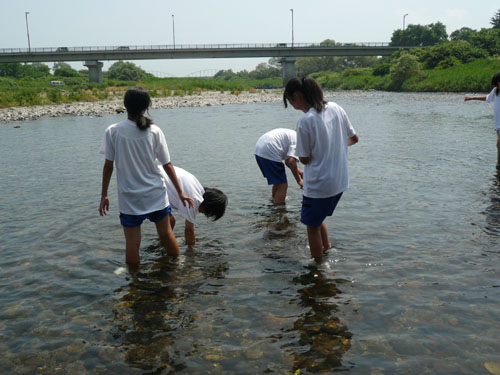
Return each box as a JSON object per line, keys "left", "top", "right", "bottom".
{"left": 273, "top": 183, "right": 288, "bottom": 205}
{"left": 320, "top": 222, "right": 330, "bottom": 250}
{"left": 123, "top": 225, "right": 141, "bottom": 265}
{"left": 155, "top": 215, "right": 179, "bottom": 256}
{"left": 307, "top": 225, "right": 324, "bottom": 260}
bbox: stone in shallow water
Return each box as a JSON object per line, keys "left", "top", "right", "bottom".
{"left": 485, "top": 362, "right": 500, "bottom": 375}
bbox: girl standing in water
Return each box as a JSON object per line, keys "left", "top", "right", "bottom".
{"left": 99, "top": 87, "right": 193, "bottom": 265}
{"left": 465, "top": 73, "right": 500, "bottom": 164}
{"left": 283, "top": 77, "right": 358, "bottom": 261}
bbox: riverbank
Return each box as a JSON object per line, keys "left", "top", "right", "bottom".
{"left": 0, "top": 90, "right": 281, "bottom": 123}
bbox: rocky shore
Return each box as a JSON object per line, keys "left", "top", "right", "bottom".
{"left": 0, "top": 90, "right": 282, "bottom": 124}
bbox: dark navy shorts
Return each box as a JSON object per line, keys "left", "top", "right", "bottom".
{"left": 120, "top": 205, "right": 172, "bottom": 227}
{"left": 300, "top": 193, "right": 343, "bottom": 227}
{"left": 255, "top": 155, "right": 287, "bottom": 185}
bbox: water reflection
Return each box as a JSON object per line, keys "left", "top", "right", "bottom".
{"left": 257, "top": 205, "right": 298, "bottom": 240}
{"left": 111, "top": 242, "right": 228, "bottom": 373}
{"left": 283, "top": 265, "right": 352, "bottom": 373}
{"left": 483, "top": 167, "right": 500, "bottom": 237}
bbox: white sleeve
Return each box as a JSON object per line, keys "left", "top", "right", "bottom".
{"left": 296, "top": 121, "right": 311, "bottom": 158}
{"left": 100, "top": 127, "right": 115, "bottom": 161}
{"left": 155, "top": 129, "right": 171, "bottom": 165}
{"left": 285, "top": 131, "right": 298, "bottom": 159}
{"left": 340, "top": 107, "right": 356, "bottom": 137}
{"left": 486, "top": 88, "right": 496, "bottom": 103}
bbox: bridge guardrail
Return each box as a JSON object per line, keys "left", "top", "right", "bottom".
{"left": 0, "top": 42, "right": 391, "bottom": 54}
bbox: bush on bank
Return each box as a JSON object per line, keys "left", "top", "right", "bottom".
{"left": 315, "top": 57, "right": 500, "bottom": 93}
{"left": 0, "top": 75, "right": 281, "bottom": 109}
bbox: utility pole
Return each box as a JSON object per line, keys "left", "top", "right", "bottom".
{"left": 290, "top": 8, "right": 294, "bottom": 48}
{"left": 172, "top": 14, "right": 176, "bottom": 49}
{"left": 25, "top": 11, "right": 31, "bottom": 52}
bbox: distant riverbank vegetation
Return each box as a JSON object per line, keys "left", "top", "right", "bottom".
{"left": 0, "top": 9, "right": 499, "bottom": 108}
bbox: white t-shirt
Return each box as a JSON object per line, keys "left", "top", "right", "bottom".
{"left": 162, "top": 166, "right": 205, "bottom": 223}
{"left": 254, "top": 128, "right": 298, "bottom": 162}
{"left": 100, "top": 119, "right": 171, "bottom": 215}
{"left": 486, "top": 87, "right": 500, "bottom": 130}
{"left": 296, "top": 102, "right": 356, "bottom": 198}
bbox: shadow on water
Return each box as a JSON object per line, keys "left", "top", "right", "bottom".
{"left": 282, "top": 264, "right": 353, "bottom": 373}
{"left": 483, "top": 166, "right": 500, "bottom": 239}
{"left": 111, "top": 241, "right": 229, "bottom": 374}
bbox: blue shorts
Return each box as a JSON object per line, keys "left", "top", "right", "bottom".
{"left": 300, "top": 193, "right": 343, "bottom": 227}
{"left": 120, "top": 206, "right": 172, "bottom": 227}
{"left": 255, "top": 155, "right": 287, "bottom": 185}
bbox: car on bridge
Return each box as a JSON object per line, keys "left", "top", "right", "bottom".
{"left": 56, "top": 47, "right": 68, "bottom": 52}
{"left": 115, "top": 46, "right": 129, "bottom": 50}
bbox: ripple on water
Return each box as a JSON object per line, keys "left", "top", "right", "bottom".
{"left": 1, "top": 93, "right": 500, "bottom": 373}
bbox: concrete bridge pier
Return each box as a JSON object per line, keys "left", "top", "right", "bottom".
{"left": 84, "top": 60, "right": 103, "bottom": 83}
{"left": 280, "top": 57, "right": 296, "bottom": 86}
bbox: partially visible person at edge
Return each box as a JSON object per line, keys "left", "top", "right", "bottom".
{"left": 254, "top": 128, "right": 303, "bottom": 205}
{"left": 465, "top": 72, "right": 500, "bottom": 164}
{"left": 99, "top": 86, "right": 194, "bottom": 265}
{"left": 159, "top": 165, "right": 228, "bottom": 245}
{"left": 283, "top": 77, "right": 359, "bottom": 261}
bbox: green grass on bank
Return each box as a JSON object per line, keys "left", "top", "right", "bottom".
{"left": 0, "top": 76, "right": 282, "bottom": 109}
{"left": 315, "top": 57, "right": 500, "bottom": 93}
{"left": 1, "top": 58, "right": 499, "bottom": 108}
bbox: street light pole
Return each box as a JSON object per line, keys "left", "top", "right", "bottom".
{"left": 403, "top": 13, "right": 408, "bottom": 30}
{"left": 290, "top": 8, "right": 294, "bottom": 48}
{"left": 172, "top": 14, "right": 175, "bottom": 49}
{"left": 25, "top": 11, "right": 31, "bottom": 52}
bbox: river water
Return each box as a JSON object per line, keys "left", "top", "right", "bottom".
{"left": 0, "top": 91, "right": 499, "bottom": 374}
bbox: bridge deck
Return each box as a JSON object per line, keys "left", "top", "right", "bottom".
{"left": 0, "top": 42, "right": 405, "bottom": 63}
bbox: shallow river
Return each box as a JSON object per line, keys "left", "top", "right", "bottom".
{"left": 0, "top": 91, "right": 499, "bottom": 374}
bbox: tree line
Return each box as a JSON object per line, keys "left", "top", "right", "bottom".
{"left": 214, "top": 8, "right": 500, "bottom": 82}
{"left": 0, "top": 9, "right": 498, "bottom": 89}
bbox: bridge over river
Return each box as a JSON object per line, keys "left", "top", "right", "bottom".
{"left": 0, "top": 42, "right": 407, "bottom": 85}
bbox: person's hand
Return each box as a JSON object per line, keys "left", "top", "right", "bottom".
{"left": 464, "top": 96, "right": 471, "bottom": 101}
{"left": 179, "top": 193, "right": 194, "bottom": 208}
{"left": 298, "top": 168, "right": 304, "bottom": 178}
{"left": 99, "top": 196, "right": 110, "bottom": 216}
{"left": 298, "top": 179, "right": 303, "bottom": 189}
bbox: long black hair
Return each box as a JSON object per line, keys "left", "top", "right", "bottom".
{"left": 492, "top": 73, "right": 500, "bottom": 96}
{"left": 283, "top": 77, "right": 327, "bottom": 113}
{"left": 200, "top": 188, "right": 228, "bottom": 221}
{"left": 124, "top": 86, "right": 153, "bottom": 130}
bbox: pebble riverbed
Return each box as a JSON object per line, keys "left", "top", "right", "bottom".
{"left": 0, "top": 91, "right": 282, "bottom": 124}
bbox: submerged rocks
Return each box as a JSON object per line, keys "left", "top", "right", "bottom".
{"left": 0, "top": 91, "right": 281, "bottom": 124}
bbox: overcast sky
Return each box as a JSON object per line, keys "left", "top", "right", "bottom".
{"left": 1, "top": 0, "right": 498, "bottom": 76}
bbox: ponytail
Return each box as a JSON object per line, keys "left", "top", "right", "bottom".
{"left": 124, "top": 87, "right": 153, "bottom": 130}
{"left": 135, "top": 114, "right": 153, "bottom": 130}
{"left": 283, "top": 77, "right": 327, "bottom": 112}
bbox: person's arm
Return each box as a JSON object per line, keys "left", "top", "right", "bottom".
{"left": 162, "top": 162, "right": 194, "bottom": 208}
{"left": 285, "top": 157, "right": 303, "bottom": 188}
{"left": 464, "top": 96, "right": 486, "bottom": 101}
{"left": 299, "top": 157, "right": 310, "bottom": 165}
{"left": 185, "top": 220, "right": 196, "bottom": 245}
{"left": 99, "top": 159, "right": 114, "bottom": 216}
{"left": 348, "top": 134, "right": 359, "bottom": 146}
